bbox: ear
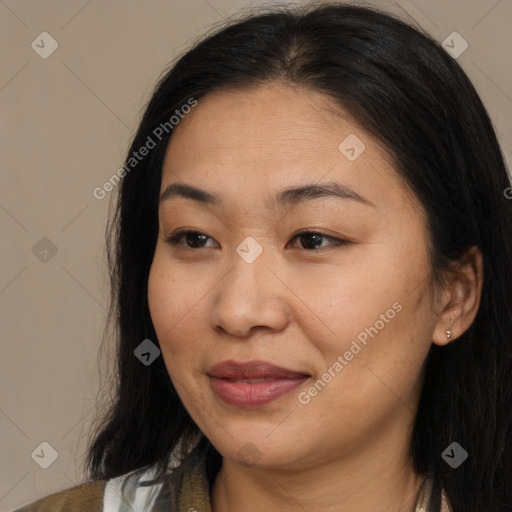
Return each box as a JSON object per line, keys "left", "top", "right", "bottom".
{"left": 432, "top": 246, "right": 484, "bottom": 346}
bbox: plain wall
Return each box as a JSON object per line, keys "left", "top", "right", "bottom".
{"left": 1, "top": 0, "right": 511, "bottom": 510}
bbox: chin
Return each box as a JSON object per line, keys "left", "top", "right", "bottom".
{"left": 206, "top": 426, "right": 318, "bottom": 470}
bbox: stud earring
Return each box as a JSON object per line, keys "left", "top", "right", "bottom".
{"left": 446, "top": 329, "right": 452, "bottom": 340}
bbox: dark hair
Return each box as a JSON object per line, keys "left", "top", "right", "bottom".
{"left": 85, "top": 3, "right": 512, "bottom": 511}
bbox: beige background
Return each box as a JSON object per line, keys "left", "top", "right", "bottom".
{"left": 1, "top": 0, "right": 511, "bottom": 510}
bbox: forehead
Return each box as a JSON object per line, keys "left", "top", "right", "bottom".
{"left": 160, "top": 83, "right": 413, "bottom": 213}
{"left": 165, "top": 84, "right": 358, "bottom": 162}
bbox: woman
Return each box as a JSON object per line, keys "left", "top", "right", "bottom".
{"left": 16, "top": 2, "right": 512, "bottom": 511}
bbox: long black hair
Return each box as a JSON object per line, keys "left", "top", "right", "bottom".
{"left": 85, "top": 3, "right": 512, "bottom": 511}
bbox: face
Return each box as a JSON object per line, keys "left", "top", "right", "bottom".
{"left": 148, "top": 83, "right": 439, "bottom": 471}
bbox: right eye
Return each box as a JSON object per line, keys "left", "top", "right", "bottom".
{"left": 165, "top": 230, "right": 218, "bottom": 249}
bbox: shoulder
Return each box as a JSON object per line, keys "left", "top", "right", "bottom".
{"left": 12, "top": 465, "right": 163, "bottom": 512}
{"left": 13, "top": 443, "right": 215, "bottom": 512}
{"left": 13, "top": 480, "right": 106, "bottom": 512}
{"left": 416, "top": 476, "right": 453, "bottom": 512}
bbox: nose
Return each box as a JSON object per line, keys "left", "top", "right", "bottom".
{"left": 209, "top": 247, "right": 290, "bottom": 339}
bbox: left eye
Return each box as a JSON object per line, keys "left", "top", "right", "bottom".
{"left": 165, "top": 230, "right": 348, "bottom": 250}
{"left": 289, "top": 231, "right": 348, "bottom": 250}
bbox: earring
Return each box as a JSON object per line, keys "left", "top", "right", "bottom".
{"left": 446, "top": 329, "right": 452, "bottom": 340}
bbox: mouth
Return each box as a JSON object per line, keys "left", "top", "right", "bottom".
{"left": 208, "top": 360, "right": 311, "bottom": 407}
{"left": 226, "top": 377, "right": 283, "bottom": 383}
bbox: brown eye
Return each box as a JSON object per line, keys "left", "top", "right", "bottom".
{"left": 165, "top": 231, "right": 216, "bottom": 249}
{"left": 289, "top": 231, "right": 349, "bottom": 250}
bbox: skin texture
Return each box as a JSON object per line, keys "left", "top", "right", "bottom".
{"left": 147, "top": 83, "right": 483, "bottom": 512}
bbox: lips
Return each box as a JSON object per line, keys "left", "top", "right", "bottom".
{"left": 209, "top": 360, "right": 310, "bottom": 380}
{"left": 208, "top": 360, "right": 310, "bottom": 407}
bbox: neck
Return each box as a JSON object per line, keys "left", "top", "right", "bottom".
{"left": 211, "top": 443, "right": 424, "bottom": 512}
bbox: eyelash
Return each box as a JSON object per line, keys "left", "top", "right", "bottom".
{"left": 164, "top": 230, "right": 350, "bottom": 251}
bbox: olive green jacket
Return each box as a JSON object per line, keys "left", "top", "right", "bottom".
{"left": 14, "top": 444, "right": 212, "bottom": 512}
{"left": 14, "top": 444, "right": 449, "bottom": 511}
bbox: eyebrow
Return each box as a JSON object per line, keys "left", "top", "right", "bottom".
{"left": 159, "top": 181, "right": 375, "bottom": 209}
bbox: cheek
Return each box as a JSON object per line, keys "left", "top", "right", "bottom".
{"left": 307, "top": 250, "right": 434, "bottom": 394}
{"left": 148, "top": 260, "right": 177, "bottom": 333}
{"left": 306, "top": 257, "right": 411, "bottom": 350}
{"left": 147, "top": 256, "right": 205, "bottom": 364}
